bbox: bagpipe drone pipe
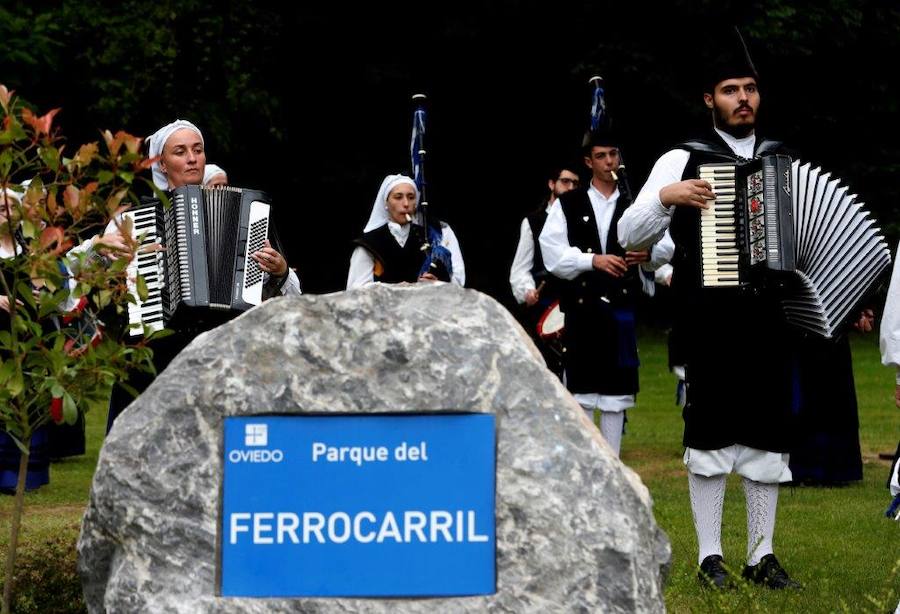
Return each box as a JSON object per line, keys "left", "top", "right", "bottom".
{"left": 410, "top": 93, "right": 453, "bottom": 282}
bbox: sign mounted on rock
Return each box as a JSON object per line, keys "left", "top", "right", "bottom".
{"left": 219, "top": 413, "right": 496, "bottom": 597}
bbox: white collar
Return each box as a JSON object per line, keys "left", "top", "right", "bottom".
{"left": 714, "top": 127, "right": 756, "bottom": 157}
{"left": 588, "top": 182, "right": 620, "bottom": 202}
{"left": 387, "top": 221, "right": 411, "bottom": 246}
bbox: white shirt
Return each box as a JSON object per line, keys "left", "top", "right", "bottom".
{"left": 347, "top": 221, "right": 466, "bottom": 290}
{"left": 540, "top": 183, "right": 620, "bottom": 280}
{"left": 541, "top": 184, "right": 673, "bottom": 284}
{"left": 618, "top": 129, "right": 755, "bottom": 251}
{"left": 509, "top": 203, "right": 550, "bottom": 304}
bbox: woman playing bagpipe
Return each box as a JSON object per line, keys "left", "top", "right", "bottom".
{"left": 346, "top": 174, "right": 464, "bottom": 288}
{"left": 346, "top": 95, "right": 465, "bottom": 289}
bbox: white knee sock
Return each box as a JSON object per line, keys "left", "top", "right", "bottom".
{"left": 597, "top": 410, "right": 624, "bottom": 457}
{"left": 688, "top": 472, "right": 726, "bottom": 565}
{"left": 743, "top": 477, "right": 778, "bottom": 566}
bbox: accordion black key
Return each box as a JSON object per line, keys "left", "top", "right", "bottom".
{"left": 124, "top": 185, "right": 271, "bottom": 336}
{"left": 697, "top": 154, "right": 891, "bottom": 338}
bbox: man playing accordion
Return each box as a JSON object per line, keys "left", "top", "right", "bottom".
{"left": 618, "top": 28, "right": 803, "bottom": 590}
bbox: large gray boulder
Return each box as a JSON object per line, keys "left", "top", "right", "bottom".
{"left": 79, "top": 284, "right": 670, "bottom": 612}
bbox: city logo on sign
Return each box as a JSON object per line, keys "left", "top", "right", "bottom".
{"left": 245, "top": 424, "right": 268, "bottom": 446}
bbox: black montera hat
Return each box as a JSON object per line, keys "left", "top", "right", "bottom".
{"left": 702, "top": 27, "right": 759, "bottom": 92}
{"left": 581, "top": 123, "right": 622, "bottom": 151}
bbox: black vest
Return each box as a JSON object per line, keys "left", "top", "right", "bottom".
{"left": 556, "top": 187, "right": 640, "bottom": 314}
{"left": 554, "top": 187, "right": 640, "bottom": 395}
{"left": 354, "top": 224, "right": 427, "bottom": 284}
{"left": 525, "top": 205, "right": 559, "bottom": 299}
{"left": 670, "top": 132, "right": 796, "bottom": 452}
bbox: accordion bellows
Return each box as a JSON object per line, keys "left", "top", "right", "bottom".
{"left": 786, "top": 160, "right": 891, "bottom": 337}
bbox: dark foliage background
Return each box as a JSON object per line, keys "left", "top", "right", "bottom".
{"left": 3, "top": 0, "right": 898, "bottom": 307}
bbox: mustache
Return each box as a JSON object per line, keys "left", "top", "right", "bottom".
{"left": 734, "top": 103, "right": 754, "bottom": 114}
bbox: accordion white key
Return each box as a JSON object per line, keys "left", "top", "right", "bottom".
{"left": 698, "top": 155, "right": 891, "bottom": 338}
{"left": 123, "top": 185, "right": 271, "bottom": 336}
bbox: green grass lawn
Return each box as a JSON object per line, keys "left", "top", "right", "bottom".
{"left": 0, "top": 326, "right": 898, "bottom": 612}
{"left": 626, "top": 328, "right": 900, "bottom": 613}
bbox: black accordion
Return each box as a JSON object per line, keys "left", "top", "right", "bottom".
{"left": 124, "top": 185, "right": 271, "bottom": 335}
{"left": 698, "top": 154, "right": 891, "bottom": 338}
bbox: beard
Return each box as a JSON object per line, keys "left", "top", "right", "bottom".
{"left": 713, "top": 104, "right": 756, "bottom": 138}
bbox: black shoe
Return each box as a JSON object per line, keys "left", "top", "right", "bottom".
{"left": 742, "top": 554, "right": 802, "bottom": 589}
{"left": 698, "top": 554, "right": 731, "bottom": 589}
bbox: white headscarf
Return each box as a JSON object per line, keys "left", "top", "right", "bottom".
{"left": 363, "top": 174, "right": 419, "bottom": 233}
{"left": 146, "top": 119, "right": 204, "bottom": 190}
{"left": 1, "top": 188, "right": 21, "bottom": 204}
{"left": 203, "top": 164, "right": 226, "bottom": 186}
{"left": 1, "top": 180, "right": 29, "bottom": 207}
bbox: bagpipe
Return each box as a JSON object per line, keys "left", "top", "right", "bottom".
{"left": 585, "top": 75, "right": 633, "bottom": 203}
{"left": 410, "top": 94, "right": 453, "bottom": 282}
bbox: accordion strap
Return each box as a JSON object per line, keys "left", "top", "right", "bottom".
{"left": 678, "top": 137, "right": 786, "bottom": 159}
{"left": 755, "top": 139, "right": 785, "bottom": 156}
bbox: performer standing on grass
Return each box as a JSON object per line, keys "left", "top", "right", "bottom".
{"left": 509, "top": 163, "right": 581, "bottom": 378}
{"left": 540, "top": 78, "right": 669, "bottom": 457}
{"left": 618, "top": 29, "right": 802, "bottom": 589}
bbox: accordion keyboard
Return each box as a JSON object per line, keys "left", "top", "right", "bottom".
{"left": 124, "top": 206, "right": 165, "bottom": 335}
{"left": 699, "top": 165, "right": 741, "bottom": 287}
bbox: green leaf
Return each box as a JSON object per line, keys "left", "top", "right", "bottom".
{"left": 37, "top": 290, "right": 66, "bottom": 318}
{"left": 7, "top": 364, "right": 24, "bottom": 396}
{"left": 39, "top": 145, "right": 60, "bottom": 172}
{"left": 145, "top": 327, "right": 174, "bottom": 341}
{"left": 0, "top": 148, "right": 14, "bottom": 177}
{"left": 50, "top": 382, "right": 64, "bottom": 398}
{"left": 21, "top": 218, "right": 37, "bottom": 239}
{"left": 16, "top": 281, "right": 36, "bottom": 309}
{"left": 116, "top": 381, "right": 141, "bottom": 399}
{"left": 0, "top": 359, "right": 15, "bottom": 385}
{"left": 62, "top": 391, "right": 77, "bottom": 425}
{"left": 97, "top": 170, "right": 115, "bottom": 184}
{"left": 136, "top": 275, "right": 148, "bottom": 302}
{"left": 0, "top": 119, "right": 27, "bottom": 145}
{"left": 98, "top": 289, "right": 112, "bottom": 308}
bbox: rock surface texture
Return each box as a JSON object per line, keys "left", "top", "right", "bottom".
{"left": 79, "top": 284, "right": 670, "bottom": 613}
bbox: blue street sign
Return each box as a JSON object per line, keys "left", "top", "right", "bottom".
{"left": 220, "top": 414, "right": 496, "bottom": 597}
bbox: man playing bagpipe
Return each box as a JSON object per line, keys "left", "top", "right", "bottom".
{"left": 539, "top": 124, "right": 668, "bottom": 458}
